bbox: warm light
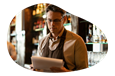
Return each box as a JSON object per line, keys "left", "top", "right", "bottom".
{"left": 36, "top": 9, "right": 39, "bottom": 14}
{"left": 41, "top": 4, "right": 43, "bottom": 7}
{"left": 68, "top": 18, "right": 71, "bottom": 21}
{"left": 43, "top": 14, "right": 46, "bottom": 18}
{"left": 37, "top": 4, "right": 40, "bottom": 8}
{"left": 33, "top": 10, "right": 36, "bottom": 15}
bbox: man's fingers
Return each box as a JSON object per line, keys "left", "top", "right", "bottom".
{"left": 50, "top": 67, "right": 61, "bottom": 72}
{"left": 34, "top": 69, "right": 44, "bottom": 72}
{"left": 50, "top": 67, "right": 70, "bottom": 72}
{"left": 33, "top": 69, "right": 35, "bottom": 71}
{"left": 30, "top": 67, "right": 33, "bottom": 69}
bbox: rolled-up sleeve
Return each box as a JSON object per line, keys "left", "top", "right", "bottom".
{"left": 74, "top": 36, "right": 88, "bottom": 70}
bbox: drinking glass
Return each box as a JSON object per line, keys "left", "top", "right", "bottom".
{"left": 87, "top": 51, "right": 91, "bottom": 66}
{"left": 90, "top": 52, "right": 94, "bottom": 66}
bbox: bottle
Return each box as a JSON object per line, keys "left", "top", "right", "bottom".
{"left": 86, "top": 35, "right": 89, "bottom": 43}
{"left": 68, "top": 15, "right": 71, "bottom": 23}
{"left": 93, "top": 25, "right": 99, "bottom": 43}
{"left": 88, "top": 25, "right": 92, "bottom": 42}
{"left": 106, "top": 39, "right": 108, "bottom": 43}
{"left": 86, "top": 25, "right": 93, "bottom": 43}
{"left": 99, "top": 30, "right": 103, "bottom": 43}
{"left": 103, "top": 33, "right": 106, "bottom": 43}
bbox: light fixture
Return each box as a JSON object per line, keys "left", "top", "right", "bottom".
{"left": 43, "top": 14, "right": 46, "bottom": 18}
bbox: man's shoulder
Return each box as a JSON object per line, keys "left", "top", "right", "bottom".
{"left": 66, "top": 30, "right": 81, "bottom": 39}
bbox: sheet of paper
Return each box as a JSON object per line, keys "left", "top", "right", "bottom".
{"left": 31, "top": 56, "right": 64, "bottom": 71}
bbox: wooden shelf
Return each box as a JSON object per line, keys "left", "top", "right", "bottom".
{"left": 10, "top": 33, "right": 16, "bottom": 36}
{"left": 34, "top": 43, "right": 39, "bottom": 46}
{"left": 35, "top": 28, "right": 44, "bottom": 31}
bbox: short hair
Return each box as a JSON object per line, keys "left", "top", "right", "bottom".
{"left": 46, "top": 4, "right": 66, "bottom": 16}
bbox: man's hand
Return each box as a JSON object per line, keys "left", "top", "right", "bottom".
{"left": 50, "top": 67, "right": 70, "bottom": 72}
{"left": 30, "top": 64, "right": 43, "bottom": 72}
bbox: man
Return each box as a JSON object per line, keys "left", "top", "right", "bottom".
{"left": 31, "top": 4, "right": 88, "bottom": 72}
{"left": 7, "top": 41, "right": 17, "bottom": 60}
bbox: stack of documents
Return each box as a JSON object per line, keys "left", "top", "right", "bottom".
{"left": 31, "top": 56, "right": 64, "bottom": 71}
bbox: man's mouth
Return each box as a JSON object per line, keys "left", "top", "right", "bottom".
{"left": 51, "top": 28, "right": 56, "bottom": 30}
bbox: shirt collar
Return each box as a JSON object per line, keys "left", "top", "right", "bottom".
{"left": 49, "top": 27, "right": 65, "bottom": 39}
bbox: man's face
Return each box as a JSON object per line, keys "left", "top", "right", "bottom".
{"left": 46, "top": 11, "right": 64, "bottom": 34}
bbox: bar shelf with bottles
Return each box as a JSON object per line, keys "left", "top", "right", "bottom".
{"left": 86, "top": 24, "right": 108, "bottom": 44}
{"left": 86, "top": 24, "right": 108, "bottom": 67}
{"left": 31, "top": 3, "right": 47, "bottom": 56}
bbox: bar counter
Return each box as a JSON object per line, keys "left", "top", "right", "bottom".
{"left": 0, "top": 69, "right": 115, "bottom": 73}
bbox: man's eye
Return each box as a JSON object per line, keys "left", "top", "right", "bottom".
{"left": 48, "top": 20, "right": 52, "bottom": 22}
{"left": 54, "top": 19, "right": 60, "bottom": 22}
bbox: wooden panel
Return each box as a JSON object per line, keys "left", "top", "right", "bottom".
{"left": 24, "top": 7, "right": 33, "bottom": 64}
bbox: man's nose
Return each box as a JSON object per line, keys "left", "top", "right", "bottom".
{"left": 51, "top": 21, "right": 55, "bottom": 26}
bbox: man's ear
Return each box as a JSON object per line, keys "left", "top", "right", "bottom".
{"left": 63, "top": 16, "right": 67, "bottom": 24}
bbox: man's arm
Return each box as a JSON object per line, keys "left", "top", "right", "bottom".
{"left": 74, "top": 36, "right": 88, "bottom": 70}
{"left": 9, "top": 43, "right": 17, "bottom": 60}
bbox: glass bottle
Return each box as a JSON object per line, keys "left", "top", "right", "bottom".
{"left": 94, "top": 25, "right": 99, "bottom": 43}
{"left": 89, "top": 25, "right": 92, "bottom": 42}
{"left": 103, "top": 33, "right": 106, "bottom": 43}
{"left": 86, "top": 25, "right": 93, "bottom": 43}
{"left": 99, "top": 29, "right": 103, "bottom": 43}
{"left": 106, "top": 39, "right": 108, "bottom": 43}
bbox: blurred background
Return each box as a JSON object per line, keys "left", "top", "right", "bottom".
{"left": 7, "top": 3, "right": 108, "bottom": 69}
